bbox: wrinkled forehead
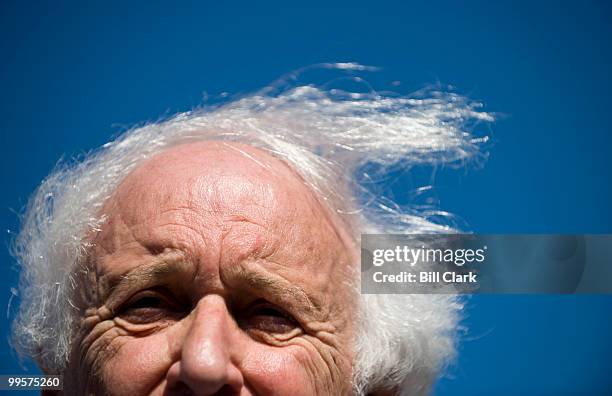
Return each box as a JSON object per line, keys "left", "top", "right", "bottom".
{"left": 111, "top": 141, "right": 307, "bottom": 218}
{"left": 95, "top": 141, "right": 351, "bottom": 258}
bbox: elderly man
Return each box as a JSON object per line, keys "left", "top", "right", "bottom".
{"left": 11, "top": 70, "right": 492, "bottom": 395}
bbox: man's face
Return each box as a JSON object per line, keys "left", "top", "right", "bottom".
{"left": 68, "top": 142, "right": 357, "bottom": 395}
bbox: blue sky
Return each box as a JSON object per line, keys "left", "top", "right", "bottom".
{"left": 1, "top": 1, "right": 611, "bottom": 394}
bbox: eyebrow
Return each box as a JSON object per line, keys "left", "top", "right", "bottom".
{"left": 225, "top": 262, "right": 322, "bottom": 317}
{"left": 100, "top": 251, "right": 322, "bottom": 318}
{"left": 102, "top": 250, "right": 189, "bottom": 303}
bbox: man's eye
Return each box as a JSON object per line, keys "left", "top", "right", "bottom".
{"left": 129, "top": 295, "right": 166, "bottom": 309}
{"left": 118, "top": 290, "right": 185, "bottom": 324}
{"left": 241, "top": 301, "right": 300, "bottom": 335}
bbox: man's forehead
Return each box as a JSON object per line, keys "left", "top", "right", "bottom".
{"left": 92, "top": 141, "right": 349, "bottom": 264}
{"left": 105, "top": 141, "right": 314, "bottom": 224}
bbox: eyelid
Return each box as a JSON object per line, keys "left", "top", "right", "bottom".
{"left": 245, "top": 300, "right": 301, "bottom": 328}
{"left": 114, "top": 288, "right": 189, "bottom": 326}
{"left": 246, "top": 299, "right": 291, "bottom": 316}
{"left": 239, "top": 313, "right": 302, "bottom": 343}
{"left": 119, "top": 287, "right": 184, "bottom": 313}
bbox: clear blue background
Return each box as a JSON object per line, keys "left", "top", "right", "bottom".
{"left": 1, "top": 1, "right": 611, "bottom": 395}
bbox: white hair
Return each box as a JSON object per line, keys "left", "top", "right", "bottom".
{"left": 11, "top": 64, "right": 493, "bottom": 395}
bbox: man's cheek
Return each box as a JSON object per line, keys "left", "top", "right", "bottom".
{"left": 290, "top": 336, "right": 354, "bottom": 396}
{"left": 241, "top": 346, "right": 327, "bottom": 395}
{"left": 97, "top": 333, "right": 174, "bottom": 396}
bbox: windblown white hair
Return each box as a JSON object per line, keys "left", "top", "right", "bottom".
{"left": 11, "top": 64, "right": 493, "bottom": 395}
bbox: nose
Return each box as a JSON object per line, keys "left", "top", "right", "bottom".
{"left": 167, "top": 294, "right": 244, "bottom": 395}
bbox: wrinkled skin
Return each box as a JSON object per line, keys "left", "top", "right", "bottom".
{"left": 61, "top": 142, "right": 359, "bottom": 396}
